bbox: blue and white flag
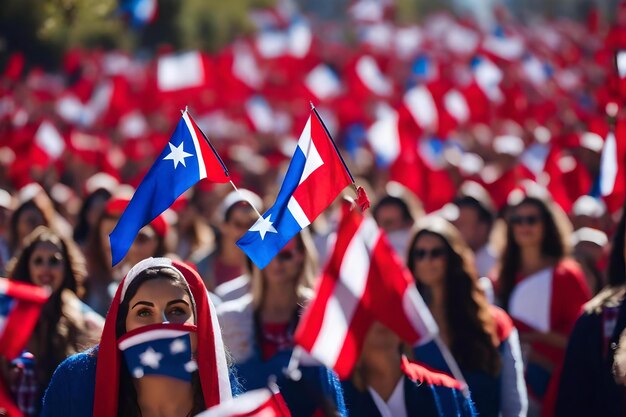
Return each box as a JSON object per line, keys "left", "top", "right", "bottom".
{"left": 109, "top": 110, "right": 229, "bottom": 266}
{"left": 118, "top": 323, "right": 197, "bottom": 382}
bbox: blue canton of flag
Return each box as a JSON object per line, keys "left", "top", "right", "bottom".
{"left": 118, "top": 323, "right": 197, "bottom": 382}
{"left": 109, "top": 110, "right": 229, "bottom": 266}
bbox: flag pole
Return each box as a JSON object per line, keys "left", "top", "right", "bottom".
{"left": 283, "top": 346, "right": 303, "bottom": 381}
{"left": 228, "top": 180, "right": 264, "bottom": 220}
{"left": 433, "top": 335, "right": 470, "bottom": 398}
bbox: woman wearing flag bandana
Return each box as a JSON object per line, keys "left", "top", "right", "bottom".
{"left": 40, "top": 257, "right": 237, "bottom": 416}
{"left": 2, "top": 226, "right": 103, "bottom": 417}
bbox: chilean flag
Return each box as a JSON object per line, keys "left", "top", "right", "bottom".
{"left": 294, "top": 202, "right": 438, "bottom": 379}
{"left": 198, "top": 386, "right": 292, "bottom": 417}
{"left": 0, "top": 278, "right": 50, "bottom": 417}
{"left": 109, "top": 110, "right": 230, "bottom": 266}
{"left": 237, "top": 109, "right": 354, "bottom": 269}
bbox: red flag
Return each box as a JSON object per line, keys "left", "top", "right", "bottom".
{"left": 294, "top": 201, "right": 438, "bottom": 379}
{"left": 198, "top": 387, "right": 291, "bottom": 417}
{"left": 0, "top": 278, "right": 50, "bottom": 417}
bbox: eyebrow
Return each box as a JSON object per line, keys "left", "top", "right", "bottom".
{"left": 131, "top": 301, "right": 154, "bottom": 309}
{"left": 166, "top": 299, "right": 190, "bottom": 307}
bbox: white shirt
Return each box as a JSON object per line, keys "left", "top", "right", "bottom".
{"left": 368, "top": 378, "right": 408, "bottom": 417}
{"left": 475, "top": 243, "right": 497, "bottom": 278}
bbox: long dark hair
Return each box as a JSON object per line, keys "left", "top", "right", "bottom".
{"left": 9, "top": 199, "right": 53, "bottom": 253}
{"left": 73, "top": 188, "right": 112, "bottom": 246}
{"left": 115, "top": 266, "right": 204, "bottom": 417}
{"left": 498, "top": 197, "right": 565, "bottom": 310}
{"left": 407, "top": 217, "right": 502, "bottom": 376}
{"left": 6, "top": 226, "right": 87, "bottom": 393}
{"left": 607, "top": 207, "right": 626, "bottom": 287}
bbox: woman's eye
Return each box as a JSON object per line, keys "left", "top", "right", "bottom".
{"left": 137, "top": 309, "right": 151, "bottom": 318}
{"left": 169, "top": 307, "right": 186, "bottom": 316}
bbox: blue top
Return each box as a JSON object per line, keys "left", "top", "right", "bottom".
{"left": 414, "top": 340, "right": 501, "bottom": 417}
{"left": 40, "top": 347, "right": 241, "bottom": 417}
{"left": 234, "top": 349, "right": 348, "bottom": 417}
{"left": 555, "top": 295, "right": 626, "bottom": 417}
{"left": 341, "top": 358, "right": 476, "bottom": 417}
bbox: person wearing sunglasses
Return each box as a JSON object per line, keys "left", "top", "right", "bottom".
{"left": 407, "top": 216, "right": 527, "bottom": 417}
{"left": 2, "top": 226, "right": 104, "bottom": 417}
{"left": 496, "top": 195, "right": 590, "bottom": 417}
{"left": 218, "top": 231, "right": 347, "bottom": 416}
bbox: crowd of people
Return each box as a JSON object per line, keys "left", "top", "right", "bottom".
{"left": 2, "top": 0, "right": 626, "bottom": 416}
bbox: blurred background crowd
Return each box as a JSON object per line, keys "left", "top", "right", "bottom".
{"left": 2, "top": 0, "right": 626, "bottom": 416}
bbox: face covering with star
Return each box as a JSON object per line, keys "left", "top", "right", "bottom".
{"left": 118, "top": 323, "right": 197, "bottom": 382}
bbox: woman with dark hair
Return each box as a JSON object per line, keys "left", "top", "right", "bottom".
{"left": 2, "top": 226, "right": 103, "bottom": 416}
{"left": 496, "top": 195, "right": 590, "bottom": 416}
{"left": 9, "top": 199, "right": 52, "bottom": 255}
{"left": 218, "top": 231, "right": 347, "bottom": 416}
{"left": 555, "top": 204, "right": 626, "bottom": 417}
{"left": 41, "top": 257, "right": 237, "bottom": 417}
{"left": 73, "top": 187, "right": 113, "bottom": 248}
{"left": 83, "top": 197, "right": 169, "bottom": 316}
{"left": 342, "top": 321, "right": 476, "bottom": 417}
{"left": 408, "top": 216, "right": 527, "bottom": 417}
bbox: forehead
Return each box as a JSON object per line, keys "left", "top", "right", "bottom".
{"left": 514, "top": 203, "right": 541, "bottom": 215}
{"left": 227, "top": 204, "right": 254, "bottom": 221}
{"left": 457, "top": 205, "right": 480, "bottom": 220}
{"left": 414, "top": 233, "right": 445, "bottom": 248}
{"left": 129, "top": 278, "right": 190, "bottom": 302}
{"left": 32, "top": 240, "right": 62, "bottom": 254}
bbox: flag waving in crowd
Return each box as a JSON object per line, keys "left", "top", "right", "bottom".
{"left": 237, "top": 108, "right": 358, "bottom": 269}
{"left": 0, "top": 278, "right": 50, "bottom": 417}
{"left": 294, "top": 200, "right": 439, "bottom": 379}
{"left": 109, "top": 109, "right": 230, "bottom": 266}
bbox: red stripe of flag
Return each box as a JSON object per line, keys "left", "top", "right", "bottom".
{"left": 187, "top": 113, "right": 230, "bottom": 183}
{"left": 295, "top": 203, "right": 362, "bottom": 351}
{"left": 292, "top": 113, "right": 352, "bottom": 220}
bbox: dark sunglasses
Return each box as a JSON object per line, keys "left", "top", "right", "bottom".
{"left": 412, "top": 247, "right": 446, "bottom": 261}
{"left": 276, "top": 248, "right": 299, "bottom": 262}
{"left": 32, "top": 255, "right": 63, "bottom": 267}
{"left": 135, "top": 232, "right": 155, "bottom": 244}
{"left": 510, "top": 215, "right": 541, "bottom": 226}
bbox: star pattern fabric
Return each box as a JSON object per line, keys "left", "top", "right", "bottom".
{"left": 163, "top": 141, "right": 193, "bottom": 169}
{"left": 249, "top": 214, "right": 278, "bottom": 240}
{"left": 119, "top": 324, "right": 197, "bottom": 382}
